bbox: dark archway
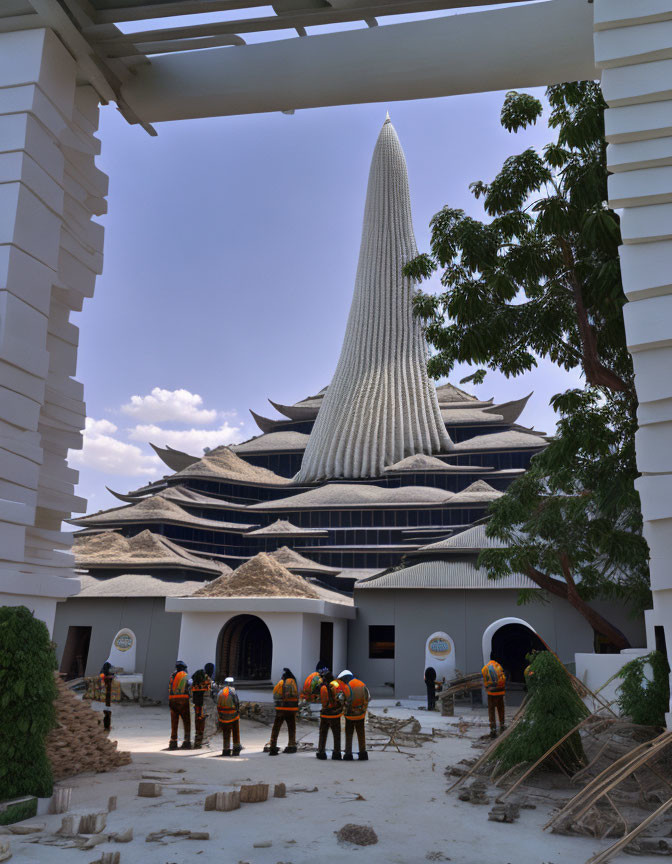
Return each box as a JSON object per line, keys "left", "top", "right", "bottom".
{"left": 491, "top": 623, "right": 546, "bottom": 684}
{"left": 216, "top": 615, "right": 272, "bottom": 682}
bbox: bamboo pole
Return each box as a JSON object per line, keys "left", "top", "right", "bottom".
{"left": 585, "top": 796, "right": 672, "bottom": 864}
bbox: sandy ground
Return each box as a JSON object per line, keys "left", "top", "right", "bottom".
{"left": 4, "top": 696, "right": 664, "bottom": 864}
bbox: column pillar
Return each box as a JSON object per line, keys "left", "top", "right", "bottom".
{"left": 0, "top": 28, "right": 107, "bottom": 632}
{"left": 595, "top": 1, "right": 672, "bottom": 725}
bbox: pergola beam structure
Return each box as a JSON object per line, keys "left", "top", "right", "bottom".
{"left": 120, "top": 0, "right": 596, "bottom": 123}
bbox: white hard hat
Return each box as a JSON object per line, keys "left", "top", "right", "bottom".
{"left": 338, "top": 670, "right": 353, "bottom": 678}
{"left": 224, "top": 676, "right": 234, "bottom": 683}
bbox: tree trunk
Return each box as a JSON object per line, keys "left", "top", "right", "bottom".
{"left": 527, "top": 563, "right": 631, "bottom": 650}
{"left": 558, "top": 238, "right": 630, "bottom": 394}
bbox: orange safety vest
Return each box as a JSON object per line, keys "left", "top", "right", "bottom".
{"left": 320, "top": 681, "right": 343, "bottom": 719}
{"left": 482, "top": 661, "right": 506, "bottom": 696}
{"left": 169, "top": 670, "right": 189, "bottom": 701}
{"left": 273, "top": 678, "right": 299, "bottom": 712}
{"left": 217, "top": 686, "right": 239, "bottom": 723}
{"left": 302, "top": 672, "right": 323, "bottom": 702}
{"left": 344, "top": 678, "right": 369, "bottom": 721}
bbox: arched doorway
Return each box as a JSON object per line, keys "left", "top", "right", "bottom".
{"left": 216, "top": 615, "right": 272, "bottom": 682}
{"left": 487, "top": 620, "right": 546, "bottom": 684}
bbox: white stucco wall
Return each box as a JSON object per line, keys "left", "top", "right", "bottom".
{"left": 576, "top": 649, "right": 650, "bottom": 709}
{"left": 1, "top": 593, "right": 58, "bottom": 634}
{"left": 175, "top": 609, "right": 349, "bottom": 684}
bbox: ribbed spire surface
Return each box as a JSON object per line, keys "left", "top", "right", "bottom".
{"left": 295, "top": 117, "right": 453, "bottom": 483}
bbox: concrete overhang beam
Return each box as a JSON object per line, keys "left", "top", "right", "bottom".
{"left": 121, "top": 0, "right": 597, "bottom": 124}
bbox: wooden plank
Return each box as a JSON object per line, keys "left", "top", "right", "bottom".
{"left": 88, "top": 0, "right": 533, "bottom": 50}
{"left": 585, "top": 796, "right": 672, "bottom": 864}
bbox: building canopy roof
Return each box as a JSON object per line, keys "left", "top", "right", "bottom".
{"left": 268, "top": 545, "right": 339, "bottom": 574}
{"left": 191, "top": 551, "right": 320, "bottom": 599}
{"left": 174, "top": 446, "right": 290, "bottom": 484}
{"left": 74, "top": 529, "right": 229, "bottom": 576}
{"left": 417, "top": 522, "right": 506, "bottom": 553}
{"left": 77, "top": 572, "right": 206, "bottom": 598}
{"left": 70, "top": 490, "right": 249, "bottom": 530}
{"left": 249, "top": 483, "right": 454, "bottom": 510}
{"left": 453, "top": 429, "right": 549, "bottom": 451}
{"left": 245, "top": 519, "right": 328, "bottom": 537}
{"left": 232, "top": 431, "right": 311, "bottom": 454}
{"left": 355, "top": 559, "right": 535, "bottom": 590}
{"left": 450, "top": 480, "right": 503, "bottom": 503}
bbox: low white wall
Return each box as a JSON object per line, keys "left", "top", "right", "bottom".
{"left": 1, "top": 593, "right": 58, "bottom": 634}
{"left": 575, "top": 649, "right": 649, "bottom": 710}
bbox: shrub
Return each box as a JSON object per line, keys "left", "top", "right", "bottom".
{"left": 616, "top": 651, "right": 669, "bottom": 728}
{"left": 489, "top": 651, "right": 589, "bottom": 777}
{"left": 0, "top": 606, "right": 57, "bottom": 801}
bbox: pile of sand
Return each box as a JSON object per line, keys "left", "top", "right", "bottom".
{"left": 177, "top": 447, "right": 288, "bottom": 485}
{"left": 47, "top": 676, "right": 132, "bottom": 781}
{"left": 192, "top": 552, "right": 319, "bottom": 599}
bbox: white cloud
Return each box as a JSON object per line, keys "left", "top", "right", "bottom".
{"left": 128, "top": 422, "right": 245, "bottom": 454}
{"left": 69, "top": 418, "right": 160, "bottom": 477}
{"left": 121, "top": 387, "right": 217, "bottom": 425}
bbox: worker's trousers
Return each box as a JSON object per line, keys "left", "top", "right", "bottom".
{"left": 270, "top": 711, "right": 297, "bottom": 747}
{"left": 344, "top": 718, "right": 366, "bottom": 755}
{"left": 169, "top": 699, "right": 191, "bottom": 743}
{"left": 487, "top": 694, "right": 505, "bottom": 730}
{"left": 221, "top": 718, "right": 241, "bottom": 750}
{"left": 318, "top": 716, "right": 341, "bottom": 754}
{"left": 193, "top": 701, "right": 206, "bottom": 745}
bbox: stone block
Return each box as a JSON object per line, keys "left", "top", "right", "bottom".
{"left": 0, "top": 838, "right": 10, "bottom": 862}
{"left": 204, "top": 790, "right": 240, "bottom": 812}
{"left": 273, "top": 783, "right": 286, "bottom": 798}
{"left": 107, "top": 796, "right": 117, "bottom": 812}
{"left": 78, "top": 812, "right": 107, "bottom": 834}
{"left": 49, "top": 787, "right": 71, "bottom": 814}
{"left": 239, "top": 784, "right": 269, "bottom": 804}
{"left": 137, "top": 782, "right": 161, "bottom": 798}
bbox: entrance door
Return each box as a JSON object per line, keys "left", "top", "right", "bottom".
{"left": 491, "top": 623, "right": 545, "bottom": 684}
{"left": 60, "top": 626, "right": 92, "bottom": 680}
{"left": 320, "top": 621, "right": 334, "bottom": 671}
{"left": 216, "top": 615, "right": 273, "bottom": 681}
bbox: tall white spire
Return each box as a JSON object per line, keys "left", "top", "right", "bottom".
{"left": 295, "top": 117, "right": 452, "bottom": 483}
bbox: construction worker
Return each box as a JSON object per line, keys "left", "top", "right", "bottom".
{"left": 301, "top": 663, "right": 327, "bottom": 705}
{"left": 217, "top": 676, "right": 241, "bottom": 757}
{"left": 482, "top": 653, "right": 507, "bottom": 739}
{"left": 191, "top": 664, "right": 214, "bottom": 749}
{"left": 268, "top": 667, "right": 299, "bottom": 755}
{"left": 339, "top": 670, "right": 370, "bottom": 761}
{"left": 316, "top": 671, "right": 344, "bottom": 760}
{"left": 204, "top": 663, "right": 216, "bottom": 700}
{"left": 168, "top": 660, "right": 191, "bottom": 750}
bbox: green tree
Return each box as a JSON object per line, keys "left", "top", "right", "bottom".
{"left": 0, "top": 606, "right": 57, "bottom": 800}
{"left": 616, "top": 651, "right": 670, "bottom": 728}
{"left": 489, "top": 651, "right": 589, "bottom": 776}
{"left": 405, "top": 82, "right": 649, "bottom": 649}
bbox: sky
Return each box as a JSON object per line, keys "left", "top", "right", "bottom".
{"left": 70, "top": 59, "right": 582, "bottom": 513}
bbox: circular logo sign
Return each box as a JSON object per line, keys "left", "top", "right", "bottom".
{"left": 428, "top": 637, "right": 452, "bottom": 659}
{"left": 114, "top": 633, "right": 133, "bottom": 652}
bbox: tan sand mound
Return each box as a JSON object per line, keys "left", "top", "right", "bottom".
{"left": 191, "top": 552, "right": 319, "bottom": 599}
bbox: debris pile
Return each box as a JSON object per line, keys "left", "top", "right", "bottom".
{"left": 335, "top": 824, "right": 378, "bottom": 846}
{"left": 47, "top": 676, "right": 131, "bottom": 781}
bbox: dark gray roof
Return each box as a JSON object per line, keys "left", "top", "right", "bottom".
{"left": 355, "top": 559, "right": 535, "bottom": 590}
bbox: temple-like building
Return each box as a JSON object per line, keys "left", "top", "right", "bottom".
{"left": 53, "top": 118, "right": 643, "bottom": 699}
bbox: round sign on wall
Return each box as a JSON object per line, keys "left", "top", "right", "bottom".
{"left": 114, "top": 632, "right": 134, "bottom": 652}
{"left": 428, "top": 636, "right": 452, "bottom": 659}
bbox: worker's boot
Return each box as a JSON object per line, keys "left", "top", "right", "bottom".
{"left": 232, "top": 744, "right": 242, "bottom": 756}
{"left": 500, "top": 725, "right": 507, "bottom": 734}
{"left": 315, "top": 751, "right": 327, "bottom": 760}
{"left": 222, "top": 748, "right": 232, "bottom": 757}
{"left": 331, "top": 751, "right": 342, "bottom": 760}
{"left": 489, "top": 729, "right": 497, "bottom": 740}
{"left": 268, "top": 746, "right": 280, "bottom": 756}
{"left": 358, "top": 751, "right": 368, "bottom": 761}
{"left": 343, "top": 752, "right": 354, "bottom": 761}
{"left": 180, "top": 740, "right": 192, "bottom": 750}
{"left": 283, "top": 745, "right": 297, "bottom": 754}
{"left": 193, "top": 737, "right": 203, "bottom": 750}
{"left": 168, "top": 740, "right": 178, "bottom": 751}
